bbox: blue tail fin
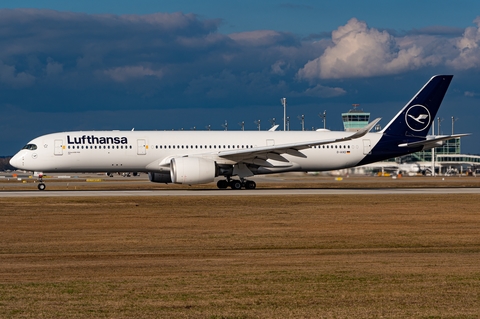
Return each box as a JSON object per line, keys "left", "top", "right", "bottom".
{"left": 382, "top": 75, "right": 453, "bottom": 137}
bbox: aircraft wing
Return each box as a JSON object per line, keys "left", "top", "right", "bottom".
{"left": 217, "top": 118, "right": 381, "bottom": 163}
{"left": 398, "top": 133, "right": 470, "bottom": 149}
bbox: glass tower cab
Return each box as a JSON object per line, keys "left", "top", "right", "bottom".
{"left": 341, "top": 104, "right": 370, "bottom": 132}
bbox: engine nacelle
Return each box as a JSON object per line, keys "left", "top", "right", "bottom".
{"left": 148, "top": 171, "right": 172, "bottom": 183}
{"left": 170, "top": 157, "right": 216, "bottom": 184}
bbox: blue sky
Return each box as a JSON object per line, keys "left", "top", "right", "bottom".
{"left": 2, "top": 1, "right": 480, "bottom": 155}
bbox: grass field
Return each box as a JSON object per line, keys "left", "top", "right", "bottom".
{"left": 1, "top": 193, "right": 479, "bottom": 318}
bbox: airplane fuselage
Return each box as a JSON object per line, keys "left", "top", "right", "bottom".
{"left": 11, "top": 130, "right": 382, "bottom": 174}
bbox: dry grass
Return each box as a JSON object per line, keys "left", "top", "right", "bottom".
{"left": 0, "top": 194, "right": 479, "bottom": 318}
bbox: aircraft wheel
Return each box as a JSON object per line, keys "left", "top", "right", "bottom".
{"left": 230, "top": 180, "right": 243, "bottom": 190}
{"left": 245, "top": 180, "right": 256, "bottom": 189}
{"left": 217, "top": 180, "right": 228, "bottom": 189}
{"left": 38, "top": 183, "right": 46, "bottom": 191}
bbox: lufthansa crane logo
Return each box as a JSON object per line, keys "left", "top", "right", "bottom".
{"left": 405, "top": 104, "right": 431, "bottom": 132}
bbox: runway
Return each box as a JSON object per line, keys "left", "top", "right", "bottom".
{"left": 2, "top": 187, "right": 480, "bottom": 197}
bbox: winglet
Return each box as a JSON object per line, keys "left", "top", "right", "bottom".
{"left": 338, "top": 118, "right": 381, "bottom": 142}
{"left": 268, "top": 125, "right": 279, "bottom": 131}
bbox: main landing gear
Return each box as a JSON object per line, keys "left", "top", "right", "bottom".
{"left": 216, "top": 178, "right": 256, "bottom": 190}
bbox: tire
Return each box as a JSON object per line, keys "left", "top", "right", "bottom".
{"left": 217, "top": 180, "right": 228, "bottom": 189}
{"left": 230, "top": 180, "right": 243, "bottom": 190}
{"left": 245, "top": 180, "right": 256, "bottom": 189}
{"left": 38, "top": 183, "right": 46, "bottom": 191}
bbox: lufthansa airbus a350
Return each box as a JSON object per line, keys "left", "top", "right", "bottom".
{"left": 10, "top": 75, "right": 467, "bottom": 190}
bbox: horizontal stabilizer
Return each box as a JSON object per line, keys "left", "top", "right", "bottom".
{"left": 398, "top": 134, "right": 470, "bottom": 149}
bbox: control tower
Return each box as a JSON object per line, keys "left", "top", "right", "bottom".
{"left": 341, "top": 104, "right": 370, "bottom": 132}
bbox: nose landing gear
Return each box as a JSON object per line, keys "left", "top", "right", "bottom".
{"left": 37, "top": 174, "right": 46, "bottom": 191}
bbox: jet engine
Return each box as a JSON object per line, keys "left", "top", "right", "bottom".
{"left": 148, "top": 171, "right": 172, "bottom": 183}
{"left": 170, "top": 157, "right": 217, "bottom": 184}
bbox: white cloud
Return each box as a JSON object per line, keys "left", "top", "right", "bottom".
{"left": 0, "top": 60, "right": 35, "bottom": 87}
{"left": 297, "top": 18, "right": 436, "bottom": 80}
{"left": 302, "top": 84, "right": 346, "bottom": 98}
{"left": 103, "top": 66, "right": 163, "bottom": 82}
{"left": 447, "top": 17, "right": 480, "bottom": 69}
{"left": 464, "top": 91, "right": 479, "bottom": 97}
{"left": 271, "top": 60, "right": 287, "bottom": 75}
{"left": 45, "top": 57, "right": 63, "bottom": 76}
{"left": 229, "top": 30, "right": 294, "bottom": 47}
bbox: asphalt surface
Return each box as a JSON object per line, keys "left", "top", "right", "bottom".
{"left": 2, "top": 187, "right": 480, "bottom": 197}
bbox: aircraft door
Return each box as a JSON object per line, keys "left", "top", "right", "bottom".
{"left": 266, "top": 139, "right": 275, "bottom": 146}
{"left": 137, "top": 139, "right": 147, "bottom": 155}
{"left": 54, "top": 139, "right": 63, "bottom": 156}
{"left": 363, "top": 139, "right": 371, "bottom": 155}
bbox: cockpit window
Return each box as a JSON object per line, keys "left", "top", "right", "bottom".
{"left": 22, "top": 144, "right": 37, "bottom": 150}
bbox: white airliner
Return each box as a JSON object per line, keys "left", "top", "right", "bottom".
{"left": 10, "top": 75, "right": 468, "bottom": 190}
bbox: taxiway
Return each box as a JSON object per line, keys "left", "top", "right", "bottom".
{"left": 2, "top": 187, "right": 480, "bottom": 197}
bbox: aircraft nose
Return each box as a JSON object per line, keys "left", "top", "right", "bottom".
{"left": 9, "top": 153, "right": 24, "bottom": 169}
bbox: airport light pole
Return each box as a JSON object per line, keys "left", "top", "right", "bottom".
{"left": 254, "top": 120, "right": 261, "bottom": 131}
{"left": 451, "top": 116, "right": 458, "bottom": 134}
{"left": 270, "top": 117, "right": 276, "bottom": 128}
{"left": 298, "top": 115, "right": 305, "bottom": 131}
{"left": 437, "top": 117, "right": 444, "bottom": 135}
{"left": 431, "top": 120, "right": 435, "bottom": 177}
{"left": 319, "top": 111, "right": 326, "bottom": 129}
{"left": 281, "top": 98, "right": 287, "bottom": 131}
